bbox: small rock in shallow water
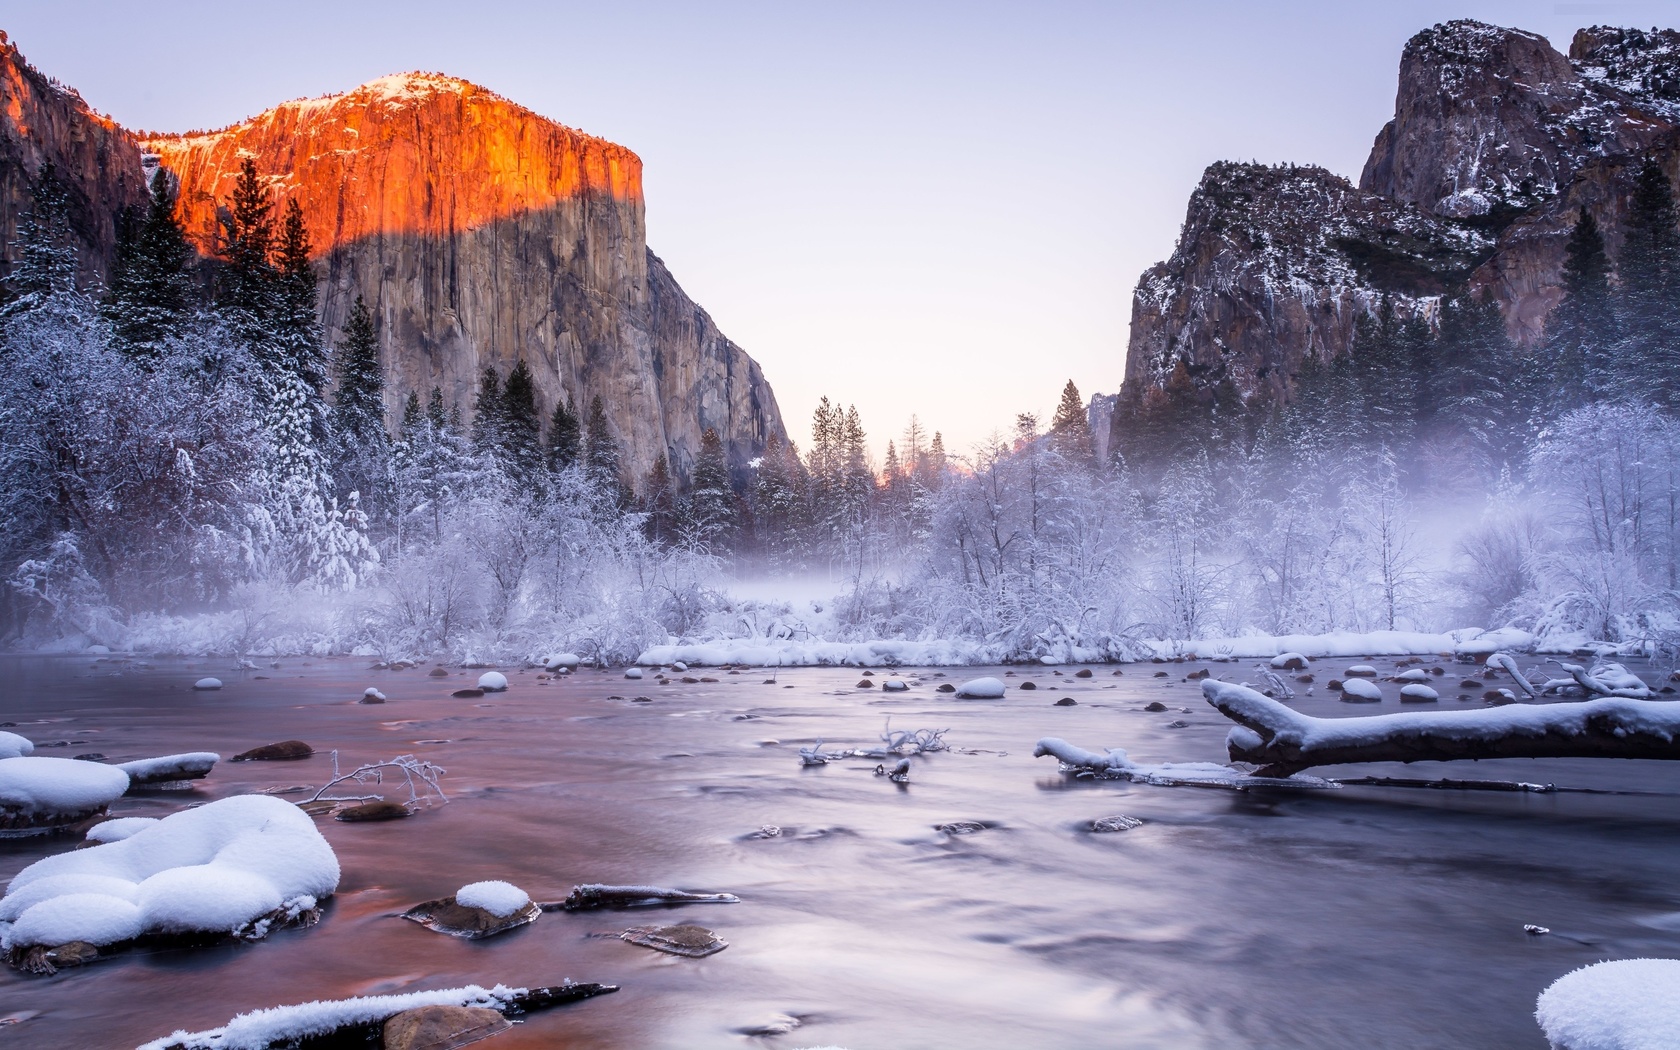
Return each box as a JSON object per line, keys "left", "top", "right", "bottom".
{"left": 401, "top": 896, "right": 540, "bottom": 939}
{"left": 427, "top": 667, "right": 449, "bottom": 677}
{"left": 360, "top": 688, "right": 387, "bottom": 704}
{"left": 1166, "top": 719, "right": 1190, "bottom": 728}
{"left": 1054, "top": 697, "right": 1077, "bottom": 706}
{"left": 936, "top": 683, "right": 956, "bottom": 693}
{"left": 856, "top": 679, "right": 874, "bottom": 688}
{"left": 1019, "top": 681, "right": 1037, "bottom": 690}
{"left": 1144, "top": 701, "right": 1168, "bottom": 712}
{"left": 231, "top": 740, "right": 313, "bottom": 761}
{"left": 1074, "top": 668, "right": 1094, "bottom": 678}
{"left": 936, "top": 820, "right": 986, "bottom": 835}
{"left": 381, "top": 1005, "right": 509, "bottom": 1050}
{"left": 1090, "top": 815, "right": 1144, "bottom": 833}
{"left": 476, "top": 672, "right": 508, "bottom": 692}
{"left": 451, "top": 688, "right": 484, "bottom": 699}
{"left": 620, "top": 923, "right": 727, "bottom": 958}
{"left": 882, "top": 679, "right": 908, "bottom": 691}
{"left": 336, "top": 801, "right": 410, "bottom": 822}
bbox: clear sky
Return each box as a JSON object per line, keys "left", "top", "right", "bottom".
{"left": 8, "top": 2, "right": 1677, "bottom": 460}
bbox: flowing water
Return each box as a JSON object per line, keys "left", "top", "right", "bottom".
{"left": 3, "top": 654, "right": 1680, "bottom": 1049}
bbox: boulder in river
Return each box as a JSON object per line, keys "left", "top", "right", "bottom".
{"left": 936, "top": 683, "right": 956, "bottom": 693}
{"left": 954, "top": 677, "right": 1005, "bottom": 699}
{"left": 451, "top": 688, "right": 485, "bottom": 699}
{"left": 882, "top": 679, "right": 909, "bottom": 691}
{"left": 401, "top": 892, "right": 540, "bottom": 939}
{"left": 620, "top": 923, "right": 727, "bottom": 958}
{"left": 1054, "top": 697, "right": 1077, "bottom": 706}
{"left": 1090, "top": 815, "right": 1144, "bottom": 833}
{"left": 1074, "top": 668, "right": 1094, "bottom": 678}
{"left": 427, "top": 667, "right": 450, "bottom": 677}
{"left": 382, "top": 1005, "right": 509, "bottom": 1050}
{"left": 1143, "top": 701, "right": 1168, "bottom": 712}
{"left": 855, "top": 679, "right": 874, "bottom": 688}
{"left": 231, "top": 740, "right": 314, "bottom": 762}
{"left": 192, "top": 678, "right": 222, "bottom": 691}
{"left": 360, "top": 688, "right": 387, "bottom": 704}
{"left": 476, "top": 672, "right": 508, "bottom": 692}
{"left": 336, "top": 800, "right": 410, "bottom": 822}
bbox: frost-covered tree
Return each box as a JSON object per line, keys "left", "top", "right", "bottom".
{"left": 683, "top": 427, "right": 738, "bottom": 549}
{"left": 1546, "top": 207, "right": 1618, "bottom": 407}
{"left": 104, "top": 173, "right": 196, "bottom": 357}
{"left": 1049, "top": 379, "right": 1094, "bottom": 467}
{"left": 1, "top": 163, "right": 79, "bottom": 318}
{"left": 499, "top": 359, "right": 544, "bottom": 483}
{"left": 1616, "top": 158, "right": 1680, "bottom": 408}
{"left": 583, "top": 395, "right": 624, "bottom": 502}
{"left": 328, "top": 295, "right": 391, "bottom": 524}
{"left": 545, "top": 396, "right": 582, "bottom": 473}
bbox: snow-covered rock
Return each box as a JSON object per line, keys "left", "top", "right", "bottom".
{"left": 116, "top": 752, "right": 219, "bottom": 787}
{"left": 882, "top": 679, "right": 909, "bottom": 692}
{"left": 1345, "top": 665, "right": 1378, "bottom": 677}
{"left": 671, "top": 661, "right": 688, "bottom": 672}
{"left": 0, "top": 794, "right": 338, "bottom": 952}
{"left": 1270, "top": 653, "right": 1307, "bottom": 670}
{"left": 1400, "top": 684, "right": 1440, "bottom": 702}
{"left": 1340, "top": 679, "right": 1383, "bottom": 702}
{"left": 361, "top": 687, "right": 387, "bottom": 702}
{"left": 476, "top": 671, "right": 508, "bottom": 692}
{"left": 454, "top": 880, "right": 530, "bottom": 918}
{"left": 86, "top": 816, "right": 159, "bottom": 843}
{"left": 0, "top": 757, "right": 129, "bottom": 822}
{"left": 624, "top": 667, "right": 644, "bottom": 679}
{"left": 1396, "top": 668, "right": 1430, "bottom": 682}
{"left": 544, "top": 652, "right": 581, "bottom": 671}
{"left": 954, "top": 677, "right": 1006, "bottom": 699}
{"left": 1536, "top": 958, "right": 1680, "bottom": 1050}
{"left": 0, "top": 732, "right": 33, "bottom": 760}
{"left": 193, "top": 678, "right": 223, "bottom": 691}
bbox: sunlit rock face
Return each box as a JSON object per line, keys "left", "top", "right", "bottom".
{"left": 0, "top": 32, "right": 149, "bottom": 290}
{"left": 1122, "top": 20, "right": 1680, "bottom": 421}
{"left": 145, "top": 72, "right": 783, "bottom": 479}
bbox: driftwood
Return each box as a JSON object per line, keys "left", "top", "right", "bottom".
{"left": 1205, "top": 679, "right": 1680, "bottom": 778}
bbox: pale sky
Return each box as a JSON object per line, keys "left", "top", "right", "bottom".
{"left": 8, "top": 2, "right": 1677, "bottom": 460}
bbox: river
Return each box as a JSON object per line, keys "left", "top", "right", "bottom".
{"left": 2, "top": 654, "right": 1678, "bottom": 1049}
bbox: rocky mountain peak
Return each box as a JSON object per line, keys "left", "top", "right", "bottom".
{"left": 1570, "top": 26, "right": 1680, "bottom": 113}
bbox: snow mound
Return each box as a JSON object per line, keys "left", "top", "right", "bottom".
{"left": 882, "top": 679, "right": 909, "bottom": 691}
{"left": 1345, "top": 665, "right": 1378, "bottom": 677}
{"left": 1396, "top": 668, "right": 1430, "bottom": 682}
{"left": 0, "top": 756, "right": 130, "bottom": 817}
{"left": 193, "top": 678, "right": 223, "bottom": 691}
{"left": 477, "top": 671, "right": 508, "bottom": 692}
{"left": 1340, "top": 679, "right": 1383, "bottom": 701}
{"left": 954, "top": 677, "right": 1006, "bottom": 699}
{"left": 455, "top": 880, "right": 530, "bottom": 917}
{"left": 1270, "top": 653, "right": 1306, "bottom": 669}
{"left": 1536, "top": 958, "right": 1680, "bottom": 1050}
{"left": 87, "top": 817, "right": 160, "bottom": 843}
{"left": 544, "top": 652, "right": 581, "bottom": 671}
{"left": 1400, "top": 684, "right": 1440, "bottom": 701}
{"left": 0, "top": 794, "right": 338, "bottom": 951}
{"left": 0, "top": 732, "right": 33, "bottom": 760}
{"left": 135, "top": 983, "right": 531, "bottom": 1050}
{"left": 362, "top": 687, "right": 386, "bottom": 701}
{"left": 624, "top": 667, "right": 644, "bottom": 679}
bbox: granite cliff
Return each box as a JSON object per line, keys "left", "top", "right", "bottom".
{"left": 0, "top": 43, "right": 784, "bottom": 481}
{"left": 1119, "top": 20, "right": 1680, "bottom": 427}
{"left": 0, "top": 31, "right": 149, "bottom": 290}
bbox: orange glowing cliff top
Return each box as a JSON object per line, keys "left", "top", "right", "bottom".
{"left": 142, "top": 72, "right": 644, "bottom": 255}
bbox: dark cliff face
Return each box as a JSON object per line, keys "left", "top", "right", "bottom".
{"left": 0, "top": 32, "right": 149, "bottom": 289}
{"left": 1120, "top": 18, "right": 1680, "bottom": 433}
{"left": 1124, "top": 161, "right": 1489, "bottom": 398}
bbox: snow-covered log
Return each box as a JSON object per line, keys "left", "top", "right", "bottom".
{"left": 117, "top": 752, "right": 218, "bottom": 788}
{"left": 135, "top": 981, "right": 618, "bottom": 1050}
{"left": 1205, "top": 679, "right": 1680, "bottom": 778}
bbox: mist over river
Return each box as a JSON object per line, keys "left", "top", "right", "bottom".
{"left": 4, "top": 655, "right": 1680, "bottom": 1049}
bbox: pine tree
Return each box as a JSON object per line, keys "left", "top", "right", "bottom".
{"left": 472, "top": 366, "right": 505, "bottom": 462}
{"left": 500, "top": 359, "right": 544, "bottom": 481}
{"left": 1547, "top": 207, "right": 1617, "bottom": 406}
{"left": 684, "top": 427, "right": 738, "bottom": 547}
{"left": 583, "top": 395, "right": 623, "bottom": 500}
{"left": 546, "top": 396, "right": 582, "bottom": 472}
{"left": 1617, "top": 158, "right": 1680, "bottom": 407}
{"left": 104, "top": 174, "right": 195, "bottom": 355}
{"left": 2, "top": 163, "right": 79, "bottom": 317}
{"left": 329, "top": 295, "right": 391, "bottom": 519}
{"left": 643, "top": 452, "right": 677, "bottom": 544}
{"left": 1434, "top": 295, "right": 1520, "bottom": 476}
{"left": 272, "top": 198, "right": 327, "bottom": 395}
{"left": 217, "top": 158, "right": 276, "bottom": 332}
{"left": 1049, "top": 379, "right": 1094, "bottom": 466}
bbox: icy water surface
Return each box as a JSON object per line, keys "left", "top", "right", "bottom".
{"left": 4, "top": 655, "right": 1680, "bottom": 1049}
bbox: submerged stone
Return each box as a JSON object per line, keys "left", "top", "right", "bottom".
{"left": 401, "top": 896, "right": 540, "bottom": 939}
{"left": 620, "top": 923, "right": 727, "bottom": 958}
{"left": 336, "top": 800, "right": 410, "bottom": 822}
{"left": 382, "top": 1005, "right": 509, "bottom": 1050}
{"left": 231, "top": 740, "right": 313, "bottom": 762}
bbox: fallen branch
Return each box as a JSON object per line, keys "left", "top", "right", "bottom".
{"left": 1205, "top": 679, "right": 1680, "bottom": 777}
{"left": 303, "top": 752, "right": 448, "bottom": 808}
